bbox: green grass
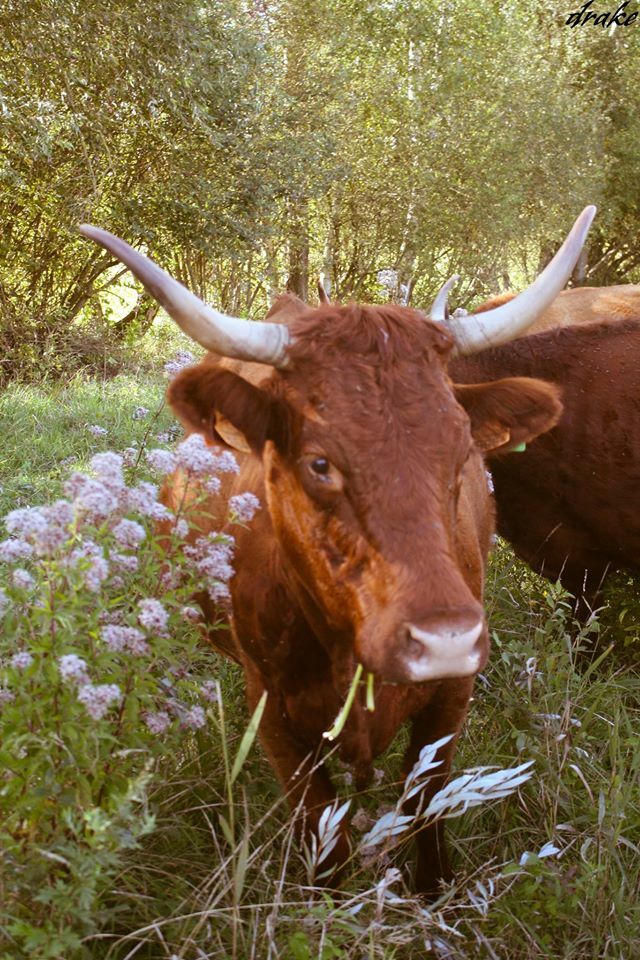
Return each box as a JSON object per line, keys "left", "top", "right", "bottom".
{"left": 1, "top": 372, "right": 639, "bottom": 959}
{"left": 0, "top": 375, "right": 178, "bottom": 515}
{"left": 86, "top": 562, "right": 638, "bottom": 960}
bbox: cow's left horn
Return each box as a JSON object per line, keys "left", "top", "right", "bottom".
{"left": 79, "top": 225, "right": 292, "bottom": 367}
{"left": 443, "top": 206, "right": 596, "bottom": 355}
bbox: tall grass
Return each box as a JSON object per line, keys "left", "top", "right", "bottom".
{"left": 85, "top": 560, "right": 638, "bottom": 960}
{"left": 1, "top": 372, "right": 638, "bottom": 959}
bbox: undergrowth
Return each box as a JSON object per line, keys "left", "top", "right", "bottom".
{"left": 0, "top": 372, "right": 638, "bottom": 959}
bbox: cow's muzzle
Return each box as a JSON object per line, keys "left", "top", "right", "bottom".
{"left": 400, "top": 610, "right": 486, "bottom": 682}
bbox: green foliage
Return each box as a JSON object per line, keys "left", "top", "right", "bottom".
{"left": 1, "top": 0, "right": 632, "bottom": 383}
{"left": 0, "top": 357, "right": 193, "bottom": 515}
{"left": 0, "top": 406, "right": 249, "bottom": 958}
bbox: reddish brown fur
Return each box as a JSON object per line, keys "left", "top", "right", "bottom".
{"left": 453, "top": 317, "right": 640, "bottom": 609}
{"left": 166, "top": 302, "right": 561, "bottom": 895}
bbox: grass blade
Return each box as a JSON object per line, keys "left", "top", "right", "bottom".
{"left": 230, "top": 691, "right": 268, "bottom": 785}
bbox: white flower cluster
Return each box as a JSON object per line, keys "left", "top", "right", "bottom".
{"left": 57, "top": 653, "right": 121, "bottom": 720}
{"left": 58, "top": 654, "right": 90, "bottom": 684}
{"left": 175, "top": 434, "right": 238, "bottom": 477}
{"left": 112, "top": 518, "right": 146, "bottom": 550}
{"left": 0, "top": 538, "right": 33, "bottom": 562}
{"left": 12, "top": 569, "right": 35, "bottom": 590}
{"left": 100, "top": 625, "right": 149, "bottom": 656}
{"left": 145, "top": 449, "right": 177, "bottom": 475}
{"left": 126, "top": 481, "right": 173, "bottom": 520}
{"left": 10, "top": 651, "right": 33, "bottom": 670}
{"left": 182, "top": 705, "right": 206, "bottom": 729}
{"left": 229, "top": 492, "right": 260, "bottom": 523}
{"left": 144, "top": 710, "right": 171, "bottom": 734}
{"left": 200, "top": 679, "right": 219, "bottom": 703}
{"left": 109, "top": 551, "right": 138, "bottom": 573}
{"left": 184, "top": 533, "right": 235, "bottom": 602}
{"left": 143, "top": 701, "right": 207, "bottom": 734}
{"left": 0, "top": 430, "right": 246, "bottom": 730}
{"left": 138, "top": 598, "right": 169, "bottom": 635}
{"left": 164, "top": 350, "right": 197, "bottom": 378}
{"left": 68, "top": 541, "right": 109, "bottom": 593}
{"left": 77, "top": 683, "right": 121, "bottom": 720}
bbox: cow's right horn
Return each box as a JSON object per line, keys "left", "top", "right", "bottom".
{"left": 79, "top": 225, "right": 292, "bottom": 367}
{"left": 441, "top": 205, "right": 596, "bottom": 355}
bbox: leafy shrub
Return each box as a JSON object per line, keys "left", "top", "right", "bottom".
{"left": 0, "top": 431, "right": 256, "bottom": 958}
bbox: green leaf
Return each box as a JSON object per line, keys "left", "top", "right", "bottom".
{"left": 217, "top": 812, "right": 234, "bottom": 847}
{"left": 233, "top": 828, "right": 250, "bottom": 904}
{"left": 230, "top": 690, "right": 267, "bottom": 786}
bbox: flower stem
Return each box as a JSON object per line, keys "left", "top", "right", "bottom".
{"left": 323, "top": 663, "right": 363, "bottom": 741}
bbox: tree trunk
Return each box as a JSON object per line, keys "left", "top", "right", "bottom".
{"left": 112, "top": 294, "right": 159, "bottom": 340}
{"left": 286, "top": 200, "right": 309, "bottom": 301}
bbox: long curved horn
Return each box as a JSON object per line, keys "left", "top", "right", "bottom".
{"left": 445, "top": 205, "right": 596, "bottom": 356}
{"left": 429, "top": 274, "right": 460, "bottom": 321}
{"left": 317, "top": 278, "right": 331, "bottom": 304}
{"left": 79, "top": 225, "right": 292, "bottom": 367}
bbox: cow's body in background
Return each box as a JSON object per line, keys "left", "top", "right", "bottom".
{"left": 476, "top": 284, "right": 640, "bottom": 335}
{"left": 453, "top": 318, "right": 640, "bottom": 608}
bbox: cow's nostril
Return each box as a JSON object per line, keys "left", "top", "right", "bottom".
{"left": 405, "top": 630, "right": 426, "bottom": 657}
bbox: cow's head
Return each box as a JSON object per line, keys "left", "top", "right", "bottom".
{"left": 79, "top": 209, "right": 592, "bottom": 683}
{"left": 167, "top": 305, "right": 560, "bottom": 682}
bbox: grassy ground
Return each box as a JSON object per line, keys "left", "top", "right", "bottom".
{"left": 0, "top": 375, "right": 176, "bottom": 514}
{"left": 1, "top": 371, "right": 639, "bottom": 959}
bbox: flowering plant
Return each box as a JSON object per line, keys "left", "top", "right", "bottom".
{"left": 0, "top": 434, "right": 259, "bottom": 958}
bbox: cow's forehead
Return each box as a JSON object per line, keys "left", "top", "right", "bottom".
{"left": 281, "top": 354, "right": 468, "bottom": 474}
{"left": 285, "top": 303, "right": 454, "bottom": 390}
{"left": 284, "top": 304, "right": 455, "bottom": 404}
{"left": 288, "top": 302, "right": 454, "bottom": 366}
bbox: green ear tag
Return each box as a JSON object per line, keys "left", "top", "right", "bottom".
{"left": 512, "top": 442, "right": 527, "bottom": 453}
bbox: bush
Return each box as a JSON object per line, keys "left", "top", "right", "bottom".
{"left": 0, "top": 434, "right": 253, "bottom": 958}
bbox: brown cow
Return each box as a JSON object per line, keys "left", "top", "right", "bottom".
{"left": 429, "top": 258, "right": 640, "bottom": 608}
{"left": 452, "top": 317, "right": 640, "bottom": 611}
{"left": 474, "top": 284, "right": 640, "bottom": 335}
{"left": 79, "top": 210, "right": 591, "bottom": 896}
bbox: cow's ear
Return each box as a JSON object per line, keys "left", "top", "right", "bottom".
{"left": 168, "top": 365, "right": 295, "bottom": 456}
{"left": 454, "top": 377, "right": 562, "bottom": 454}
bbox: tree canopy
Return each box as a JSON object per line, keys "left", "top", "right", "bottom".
{"left": 0, "top": 0, "right": 636, "bottom": 379}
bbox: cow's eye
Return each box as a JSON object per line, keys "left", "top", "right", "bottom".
{"left": 310, "top": 457, "right": 330, "bottom": 476}
{"left": 301, "top": 452, "right": 344, "bottom": 494}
